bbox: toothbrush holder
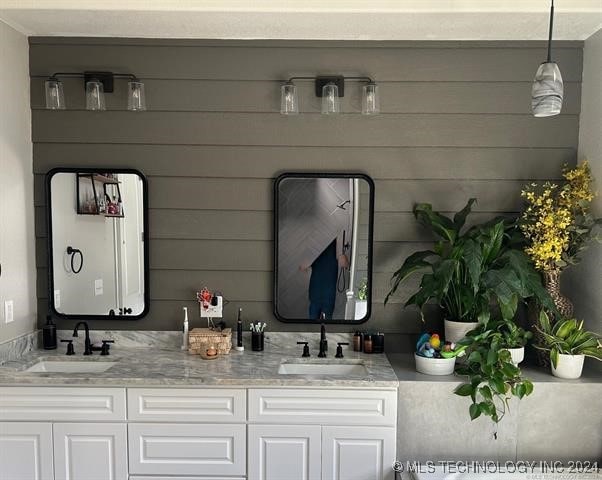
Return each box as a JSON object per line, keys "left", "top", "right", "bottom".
{"left": 251, "top": 331, "right": 264, "bottom": 351}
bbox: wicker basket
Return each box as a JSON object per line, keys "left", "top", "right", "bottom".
{"left": 188, "top": 328, "right": 232, "bottom": 355}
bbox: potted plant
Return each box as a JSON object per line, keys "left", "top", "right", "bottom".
{"left": 355, "top": 278, "right": 368, "bottom": 320}
{"left": 535, "top": 311, "right": 602, "bottom": 379}
{"left": 414, "top": 332, "right": 466, "bottom": 376}
{"left": 498, "top": 320, "right": 532, "bottom": 365}
{"left": 520, "top": 161, "right": 601, "bottom": 364}
{"left": 385, "top": 199, "right": 555, "bottom": 342}
{"left": 454, "top": 322, "right": 533, "bottom": 424}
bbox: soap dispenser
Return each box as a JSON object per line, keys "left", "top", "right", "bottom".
{"left": 43, "top": 315, "right": 57, "bottom": 350}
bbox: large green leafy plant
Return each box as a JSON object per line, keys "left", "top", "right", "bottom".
{"left": 385, "top": 199, "right": 555, "bottom": 323}
{"left": 454, "top": 319, "right": 534, "bottom": 424}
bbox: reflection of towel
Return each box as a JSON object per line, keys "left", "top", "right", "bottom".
{"left": 309, "top": 239, "right": 338, "bottom": 301}
{"left": 299, "top": 230, "right": 345, "bottom": 270}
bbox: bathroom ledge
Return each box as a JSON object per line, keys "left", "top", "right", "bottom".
{"left": 388, "top": 353, "right": 602, "bottom": 385}
{"left": 0, "top": 341, "right": 398, "bottom": 388}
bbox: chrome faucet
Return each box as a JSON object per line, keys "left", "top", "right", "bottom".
{"left": 318, "top": 323, "right": 328, "bottom": 358}
{"left": 73, "top": 321, "right": 92, "bottom": 355}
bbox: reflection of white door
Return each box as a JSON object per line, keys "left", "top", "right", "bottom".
{"left": 115, "top": 175, "right": 145, "bottom": 314}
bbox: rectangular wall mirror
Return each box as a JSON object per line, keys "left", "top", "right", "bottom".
{"left": 274, "top": 173, "right": 374, "bottom": 323}
{"left": 46, "top": 168, "right": 149, "bottom": 319}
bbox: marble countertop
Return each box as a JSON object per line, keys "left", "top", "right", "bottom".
{"left": 0, "top": 333, "right": 398, "bottom": 388}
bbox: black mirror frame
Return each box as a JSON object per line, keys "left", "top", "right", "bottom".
{"left": 273, "top": 172, "right": 375, "bottom": 324}
{"left": 45, "top": 167, "right": 150, "bottom": 321}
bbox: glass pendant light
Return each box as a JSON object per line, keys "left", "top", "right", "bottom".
{"left": 362, "top": 82, "right": 380, "bottom": 115}
{"left": 280, "top": 81, "right": 299, "bottom": 115}
{"left": 127, "top": 79, "right": 146, "bottom": 111}
{"left": 85, "top": 79, "right": 106, "bottom": 111}
{"left": 321, "top": 82, "right": 340, "bottom": 115}
{"left": 45, "top": 77, "right": 65, "bottom": 110}
{"left": 532, "top": 0, "right": 563, "bottom": 117}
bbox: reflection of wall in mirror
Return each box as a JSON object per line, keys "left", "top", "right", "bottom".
{"left": 278, "top": 177, "right": 365, "bottom": 320}
{"left": 51, "top": 173, "right": 145, "bottom": 316}
{"left": 353, "top": 179, "right": 370, "bottom": 319}
{"left": 52, "top": 173, "right": 118, "bottom": 314}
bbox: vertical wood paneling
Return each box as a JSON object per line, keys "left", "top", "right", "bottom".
{"left": 30, "top": 39, "right": 582, "bottom": 334}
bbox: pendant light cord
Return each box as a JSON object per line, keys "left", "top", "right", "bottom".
{"left": 547, "top": 0, "right": 554, "bottom": 62}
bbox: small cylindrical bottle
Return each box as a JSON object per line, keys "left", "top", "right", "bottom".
{"left": 235, "top": 308, "right": 244, "bottom": 351}
{"left": 363, "top": 334, "right": 373, "bottom": 354}
{"left": 353, "top": 331, "right": 363, "bottom": 352}
{"left": 43, "top": 315, "right": 57, "bottom": 350}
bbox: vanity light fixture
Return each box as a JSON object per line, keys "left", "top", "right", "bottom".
{"left": 280, "top": 81, "right": 299, "bottom": 115}
{"left": 531, "top": 0, "right": 563, "bottom": 117}
{"left": 44, "top": 71, "right": 146, "bottom": 111}
{"left": 280, "top": 75, "right": 378, "bottom": 115}
{"left": 45, "top": 76, "right": 66, "bottom": 110}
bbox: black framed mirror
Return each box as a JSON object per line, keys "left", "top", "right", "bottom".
{"left": 274, "top": 173, "right": 374, "bottom": 323}
{"left": 46, "top": 168, "right": 149, "bottom": 320}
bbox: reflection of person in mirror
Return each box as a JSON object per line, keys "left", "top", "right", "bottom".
{"left": 299, "top": 231, "right": 349, "bottom": 320}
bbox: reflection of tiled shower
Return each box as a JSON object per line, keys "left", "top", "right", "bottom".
{"left": 277, "top": 178, "right": 353, "bottom": 319}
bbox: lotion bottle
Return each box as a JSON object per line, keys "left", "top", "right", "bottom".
{"left": 181, "top": 307, "right": 189, "bottom": 350}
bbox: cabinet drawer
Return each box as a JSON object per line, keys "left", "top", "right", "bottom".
{"left": 0, "top": 387, "right": 126, "bottom": 421}
{"left": 130, "top": 477, "right": 245, "bottom": 480}
{"left": 249, "top": 388, "right": 397, "bottom": 426}
{"left": 128, "top": 423, "right": 246, "bottom": 476}
{"left": 127, "top": 388, "right": 246, "bottom": 422}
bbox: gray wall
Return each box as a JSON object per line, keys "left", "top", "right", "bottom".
{"left": 30, "top": 38, "right": 583, "bottom": 336}
{"left": 566, "top": 29, "right": 602, "bottom": 374}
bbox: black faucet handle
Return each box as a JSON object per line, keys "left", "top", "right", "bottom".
{"left": 335, "top": 342, "right": 349, "bottom": 358}
{"left": 297, "top": 341, "right": 310, "bottom": 358}
{"left": 100, "top": 340, "right": 114, "bottom": 356}
{"left": 61, "top": 339, "right": 75, "bottom": 356}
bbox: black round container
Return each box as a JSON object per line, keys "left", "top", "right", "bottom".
{"left": 43, "top": 315, "right": 57, "bottom": 350}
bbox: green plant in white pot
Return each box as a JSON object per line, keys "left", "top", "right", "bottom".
{"left": 455, "top": 319, "right": 533, "bottom": 425}
{"left": 535, "top": 311, "right": 602, "bottom": 379}
{"left": 499, "top": 321, "right": 532, "bottom": 366}
{"left": 355, "top": 279, "right": 369, "bottom": 320}
{"left": 385, "top": 199, "right": 555, "bottom": 342}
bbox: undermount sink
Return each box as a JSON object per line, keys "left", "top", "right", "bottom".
{"left": 26, "top": 361, "right": 116, "bottom": 373}
{"left": 278, "top": 362, "right": 368, "bottom": 376}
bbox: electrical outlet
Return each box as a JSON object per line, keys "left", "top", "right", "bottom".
{"left": 54, "top": 290, "right": 61, "bottom": 309}
{"left": 200, "top": 295, "right": 223, "bottom": 318}
{"left": 4, "top": 300, "right": 14, "bottom": 324}
{"left": 94, "top": 279, "right": 103, "bottom": 296}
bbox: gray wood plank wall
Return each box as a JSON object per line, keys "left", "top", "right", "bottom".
{"left": 30, "top": 38, "right": 583, "bottom": 337}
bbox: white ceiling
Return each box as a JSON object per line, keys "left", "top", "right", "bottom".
{"left": 1, "top": 0, "right": 601, "bottom": 40}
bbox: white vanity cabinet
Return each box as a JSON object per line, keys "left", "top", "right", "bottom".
{"left": 53, "top": 423, "right": 128, "bottom": 480}
{"left": 0, "top": 387, "right": 128, "bottom": 480}
{"left": 247, "top": 388, "right": 397, "bottom": 480}
{"left": 0, "top": 385, "right": 397, "bottom": 480}
{"left": 322, "top": 426, "right": 396, "bottom": 480}
{"left": 248, "top": 424, "right": 322, "bottom": 480}
{"left": 0, "top": 422, "right": 54, "bottom": 480}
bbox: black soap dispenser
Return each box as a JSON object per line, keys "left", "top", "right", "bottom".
{"left": 43, "top": 315, "right": 57, "bottom": 350}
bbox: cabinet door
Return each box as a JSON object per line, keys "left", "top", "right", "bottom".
{"left": 248, "top": 425, "right": 321, "bottom": 480}
{"left": 53, "top": 423, "right": 128, "bottom": 480}
{"left": 322, "top": 426, "right": 396, "bottom": 480}
{"left": 0, "top": 422, "right": 54, "bottom": 480}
